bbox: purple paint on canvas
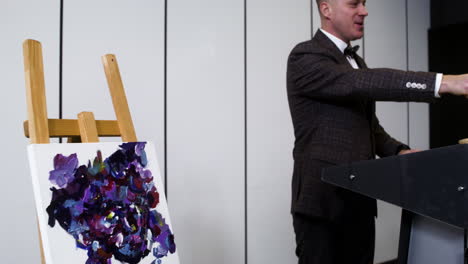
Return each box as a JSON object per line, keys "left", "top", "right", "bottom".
{"left": 46, "top": 142, "right": 176, "bottom": 264}
{"left": 49, "top": 153, "right": 78, "bottom": 188}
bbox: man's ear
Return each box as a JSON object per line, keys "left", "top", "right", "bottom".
{"left": 320, "top": 1, "right": 332, "bottom": 19}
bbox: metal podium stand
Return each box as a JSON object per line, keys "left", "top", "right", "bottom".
{"left": 322, "top": 144, "right": 468, "bottom": 264}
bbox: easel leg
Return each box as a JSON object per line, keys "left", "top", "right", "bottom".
{"left": 78, "top": 112, "right": 99, "bottom": 143}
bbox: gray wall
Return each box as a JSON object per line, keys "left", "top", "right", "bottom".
{"left": 167, "top": 1, "right": 245, "bottom": 263}
{"left": 1, "top": 0, "right": 60, "bottom": 262}
{"left": 247, "top": 0, "right": 310, "bottom": 263}
{"left": 0, "top": 0, "right": 430, "bottom": 263}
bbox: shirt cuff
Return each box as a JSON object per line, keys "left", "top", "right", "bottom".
{"left": 434, "top": 73, "right": 443, "bottom": 98}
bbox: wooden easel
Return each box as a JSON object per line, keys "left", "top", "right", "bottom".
{"left": 23, "top": 39, "right": 138, "bottom": 263}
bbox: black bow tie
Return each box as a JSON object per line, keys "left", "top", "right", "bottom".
{"left": 344, "top": 45, "right": 360, "bottom": 58}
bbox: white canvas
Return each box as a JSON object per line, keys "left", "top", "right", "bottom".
{"left": 28, "top": 142, "right": 180, "bottom": 264}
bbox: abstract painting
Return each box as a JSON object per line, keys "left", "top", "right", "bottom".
{"left": 28, "top": 142, "right": 179, "bottom": 264}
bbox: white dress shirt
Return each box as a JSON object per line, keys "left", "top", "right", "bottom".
{"left": 319, "top": 28, "right": 442, "bottom": 97}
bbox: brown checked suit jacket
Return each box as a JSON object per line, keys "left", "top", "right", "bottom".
{"left": 287, "top": 30, "right": 437, "bottom": 220}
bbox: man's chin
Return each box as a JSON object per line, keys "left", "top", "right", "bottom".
{"left": 351, "top": 32, "right": 364, "bottom": 41}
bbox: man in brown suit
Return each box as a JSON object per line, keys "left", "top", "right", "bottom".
{"left": 287, "top": 0, "right": 468, "bottom": 263}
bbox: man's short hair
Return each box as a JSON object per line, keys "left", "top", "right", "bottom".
{"left": 316, "top": 0, "right": 328, "bottom": 6}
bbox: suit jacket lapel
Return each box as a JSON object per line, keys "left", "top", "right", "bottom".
{"left": 355, "top": 55, "right": 368, "bottom": 69}
{"left": 313, "top": 30, "right": 377, "bottom": 156}
{"left": 314, "top": 30, "right": 375, "bottom": 124}
{"left": 314, "top": 30, "right": 354, "bottom": 69}
{"left": 314, "top": 29, "right": 368, "bottom": 70}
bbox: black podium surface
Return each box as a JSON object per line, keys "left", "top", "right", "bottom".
{"left": 322, "top": 144, "right": 468, "bottom": 264}
{"left": 322, "top": 144, "right": 468, "bottom": 229}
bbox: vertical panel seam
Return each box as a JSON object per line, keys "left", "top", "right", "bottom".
{"left": 164, "top": 0, "right": 168, "bottom": 198}
{"left": 59, "top": 0, "right": 64, "bottom": 143}
{"left": 362, "top": 35, "right": 365, "bottom": 60}
{"left": 406, "top": 0, "right": 410, "bottom": 147}
{"left": 244, "top": 0, "right": 248, "bottom": 263}
{"left": 311, "top": 0, "right": 314, "bottom": 37}
{"left": 362, "top": 1, "right": 365, "bottom": 60}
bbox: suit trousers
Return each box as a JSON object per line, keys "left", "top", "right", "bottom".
{"left": 292, "top": 212, "right": 375, "bottom": 264}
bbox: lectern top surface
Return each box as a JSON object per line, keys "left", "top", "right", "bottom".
{"left": 322, "top": 144, "right": 468, "bottom": 228}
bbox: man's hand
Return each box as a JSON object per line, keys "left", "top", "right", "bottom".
{"left": 398, "top": 149, "right": 421, "bottom": 155}
{"left": 440, "top": 74, "right": 468, "bottom": 97}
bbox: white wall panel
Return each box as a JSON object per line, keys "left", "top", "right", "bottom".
{"left": 366, "top": 0, "right": 408, "bottom": 145}
{"left": 247, "top": 1, "right": 310, "bottom": 263}
{"left": 167, "top": 1, "right": 245, "bottom": 264}
{"left": 0, "top": 0, "right": 60, "bottom": 262}
{"left": 312, "top": 0, "right": 321, "bottom": 33}
{"left": 63, "top": 0, "right": 165, "bottom": 171}
{"left": 408, "top": 0, "right": 431, "bottom": 151}
{"left": 365, "top": 0, "right": 407, "bottom": 262}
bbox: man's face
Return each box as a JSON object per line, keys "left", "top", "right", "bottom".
{"left": 326, "top": 0, "right": 368, "bottom": 43}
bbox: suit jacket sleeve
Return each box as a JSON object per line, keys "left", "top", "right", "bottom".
{"left": 287, "top": 47, "right": 437, "bottom": 103}
{"left": 372, "top": 113, "right": 409, "bottom": 157}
